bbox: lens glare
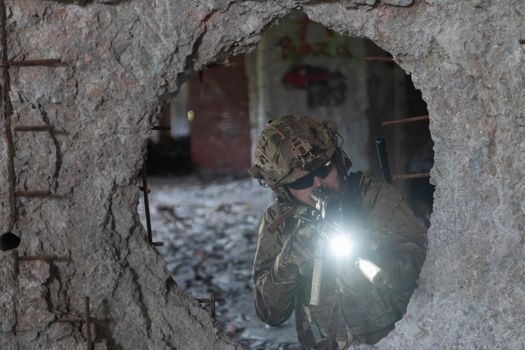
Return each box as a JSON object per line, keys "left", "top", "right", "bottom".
{"left": 356, "top": 258, "right": 382, "bottom": 283}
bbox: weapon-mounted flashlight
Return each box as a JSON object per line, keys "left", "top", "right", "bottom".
{"left": 309, "top": 187, "right": 390, "bottom": 303}
{"left": 328, "top": 233, "right": 353, "bottom": 259}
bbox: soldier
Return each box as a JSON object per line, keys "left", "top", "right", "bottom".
{"left": 248, "top": 115, "right": 426, "bottom": 349}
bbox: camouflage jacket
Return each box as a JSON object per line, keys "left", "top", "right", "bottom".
{"left": 252, "top": 172, "right": 427, "bottom": 348}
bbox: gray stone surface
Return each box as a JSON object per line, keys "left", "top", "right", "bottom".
{"left": 0, "top": 0, "right": 524, "bottom": 349}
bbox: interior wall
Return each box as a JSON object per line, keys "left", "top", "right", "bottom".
{"left": 0, "top": 1, "right": 524, "bottom": 349}
{"left": 248, "top": 12, "right": 370, "bottom": 171}
{"left": 246, "top": 12, "right": 415, "bottom": 174}
{"left": 189, "top": 54, "right": 252, "bottom": 173}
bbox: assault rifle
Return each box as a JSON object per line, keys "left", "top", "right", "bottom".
{"left": 308, "top": 188, "right": 389, "bottom": 306}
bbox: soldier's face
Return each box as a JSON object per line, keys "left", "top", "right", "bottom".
{"left": 287, "top": 166, "right": 340, "bottom": 207}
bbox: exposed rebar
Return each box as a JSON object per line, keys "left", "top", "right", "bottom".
{"left": 57, "top": 316, "right": 110, "bottom": 323}
{"left": 14, "top": 125, "right": 55, "bottom": 132}
{"left": 56, "top": 318, "right": 84, "bottom": 323}
{"left": 142, "top": 164, "right": 153, "bottom": 244}
{"left": 15, "top": 191, "right": 52, "bottom": 198}
{"left": 138, "top": 186, "right": 151, "bottom": 194}
{"left": 14, "top": 251, "right": 19, "bottom": 275}
{"left": 152, "top": 125, "right": 171, "bottom": 131}
{"left": 365, "top": 56, "right": 394, "bottom": 62}
{"left": 392, "top": 172, "right": 431, "bottom": 181}
{"left": 375, "top": 138, "right": 392, "bottom": 184}
{"left": 141, "top": 164, "right": 163, "bottom": 246}
{"left": 85, "top": 297, "right": 92, "bottom": 350}
{"left": 0, "top": 0, "right": 16, "bottom": 231}
{"left": 56, "top": 299, "right": 98, "bottom": 350}
{"left": 197, "top": 294, "right": 216, "bottom": 319}
{"left": 18, "top": 255, "right": 69, "bottom": 262}
{"left": 210, "top": 293, "right": 216, "bottom": 319}
{"left": 14, "top": 125, "right": 66, "bottom": 135}
{"left": 0, "top": 59, "right": 62, "bottom": 67}
{"left": 382, "top": 115, "right": 429, "bottom": 126}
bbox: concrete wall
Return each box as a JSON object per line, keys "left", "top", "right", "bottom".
{"left": 0, "top": 1, "right": 524, "bottom": 349}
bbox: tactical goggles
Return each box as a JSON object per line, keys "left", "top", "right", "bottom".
{"left": 286, "top": 156, "right": 335, "bottom": 190}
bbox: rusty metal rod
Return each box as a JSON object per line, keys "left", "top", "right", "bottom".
{"left": 152, "top": 126, "right": 171, "bottom": 131}
{"left": 375, "top": 138, "right": 392, "bottom": 184}
{"left": 85, "top": 297, "right": 92, "bottom": 350}
{"left": 14, "top": 251, "right": 19, "bottom": 275}
{"left": 18, "top": 255, "right": 69, "bottom": 263}
{"left": 196, "top": 293, "right": 216, "bottom": 319}
{"left": 392, "top": 172, "right": 431, "bottom": 181}
{"left": 56, "top": 318, "right": 84, "bottom": 323}
{"left": 14, "top": 125, "right": 67, "bottom": 135}
{"left": 210, "top": 293, "right": 216, "bottom": 319}
{"left": 142, "top": 164, "right": 153, "bottom": 244}
{"left": 138, "top": 186, "right": 151, "bottom": 194}
{"left": 14, "top": 125, "right": 55, "bottom": 132}
{"left": 15, "top": 191, "right": 52, "bottom": 198}
{"left": 13, "top": 328, "right": 33, "bottom": 333}
{"left": 0, "top": 59, "right": 63, "bottom": 67}
{"left": 0, "top": 0, "right": 16, "bottom": 231}
{"left": 382, "top": 115, "right": 429, "bottom": 126}
{"left": 57, "top": 317, "right": 110, "bottom": 323}
{"left": 141, "top": 164, "right": 163, "bottom": 246}
{"left": 365, "top": 56, "right": 394, "bottom": 62}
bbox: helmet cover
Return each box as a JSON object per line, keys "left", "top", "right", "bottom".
{"left": 252, "top": 115, "right": 337, "bottom": 188}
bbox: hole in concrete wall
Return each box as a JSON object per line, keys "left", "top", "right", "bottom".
{"left": 0, "top": 232, "right": 21, "bottom": 251}
{"left": 139, "top": 12, "right": 432, "bottom": 349}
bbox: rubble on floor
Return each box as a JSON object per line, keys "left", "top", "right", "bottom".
{"left": 139, "top": 175, "right": 299, "bottom": 349}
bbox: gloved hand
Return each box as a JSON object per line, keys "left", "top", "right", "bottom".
{"left": 276, "top": 215, "right": 319, "bottom": 276}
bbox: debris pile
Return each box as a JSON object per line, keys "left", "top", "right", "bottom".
{"left": 139, "top": 176, "right": 299, "bottom": 349}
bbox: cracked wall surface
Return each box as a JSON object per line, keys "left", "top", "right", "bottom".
{"left": 0, "top": 0, "right": 524, "bottom": 349}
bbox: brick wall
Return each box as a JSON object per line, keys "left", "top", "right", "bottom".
{"left": 188, "top": 54, "right": 251, "bottom": 173}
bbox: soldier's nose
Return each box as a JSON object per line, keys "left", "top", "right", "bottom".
{"left": 312, "top": 176, "right": 323, "bottom": 187}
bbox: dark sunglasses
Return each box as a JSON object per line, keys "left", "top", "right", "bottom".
{"left": 287, "top": 156, "right": 335, "bottom": 190}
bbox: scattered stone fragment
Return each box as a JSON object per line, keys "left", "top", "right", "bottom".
{"left": 140, "top": 176, "right": 298, "bottom": 349}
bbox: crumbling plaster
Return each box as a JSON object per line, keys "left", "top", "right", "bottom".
{"left": 0, "top": 0, "right": 524, "bottom": 349}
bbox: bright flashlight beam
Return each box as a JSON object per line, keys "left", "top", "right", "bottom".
{"left": 329, "top": 234, "right": 352, "bottom": 258}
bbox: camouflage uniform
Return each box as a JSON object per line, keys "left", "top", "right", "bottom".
{"left": 249, "top": 115, "right": 427, "bottom": 349}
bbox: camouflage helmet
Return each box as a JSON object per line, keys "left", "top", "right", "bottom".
{"left": 249, "top": 115, "right": 338, "bottom": 188}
